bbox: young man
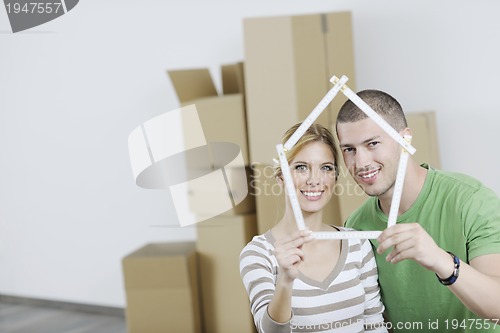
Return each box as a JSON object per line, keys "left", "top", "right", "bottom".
{"left": 336, "top": 89, "right": 500, "bottom": 332}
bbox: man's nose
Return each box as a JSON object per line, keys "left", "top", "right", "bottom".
{"left": 354, "top": 149, "right": 371, "bottom": 170}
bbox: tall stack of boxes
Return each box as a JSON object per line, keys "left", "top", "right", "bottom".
{"left": 168, "top": 64, "right": 257, "bottom": 333}
{"left": 243, "top": 11, "right": 356, "bottom": 232}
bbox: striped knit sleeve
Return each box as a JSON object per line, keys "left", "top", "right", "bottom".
{"left": 359, "top": 239, "right": 388, "bottom": 333}
{"left": 239, "top": 236, "right": 291, "bottom": 333}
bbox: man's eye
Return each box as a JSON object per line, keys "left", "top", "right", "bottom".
{"left": 368, "top": 141, "right": 380, "bottom": 147}
{"left": 343, "top": 147, "right": 354, "bottom": 153}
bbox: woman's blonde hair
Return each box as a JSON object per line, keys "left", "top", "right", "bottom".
{"left": 274, "top": 123, "right": 339, "bottom": 179}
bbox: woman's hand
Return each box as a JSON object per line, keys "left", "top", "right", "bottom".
{"left": 274, "top": 229, "right": 314, "bottom": 283}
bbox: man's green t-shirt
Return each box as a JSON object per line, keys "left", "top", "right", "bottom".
{"left": 345, "top": 164, "right": 500, "bottom": 332}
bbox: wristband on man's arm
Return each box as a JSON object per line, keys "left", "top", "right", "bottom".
{"left": 436, "top": 251, "right": 460, "bottom": 285}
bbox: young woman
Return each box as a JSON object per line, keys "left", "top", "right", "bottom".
{"left": 240, "top": 123, "right": 387, "bottom": 333}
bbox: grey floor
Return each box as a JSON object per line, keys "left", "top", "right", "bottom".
{"left": 0, "top": 302, "right": 126, "bottom": 333}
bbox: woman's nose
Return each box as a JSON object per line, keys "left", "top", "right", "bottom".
{"left": 306, "top": 171, "right": 320, "bottom": 185}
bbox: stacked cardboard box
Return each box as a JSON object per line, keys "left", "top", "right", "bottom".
{"left": 168, "top": 64, "right": 258, "bottom": 333}
{"left": 167, "top": 65, "right": 254, "bottom": 217}
{"left": 196, "top": 214, "right": 257, "bottom": 333}
{"left": 243, "top": 11, "right": 356, "bottom": 232}
{"left": 122, "top": 242, "right": 202, "bottom": 333}
{"left": 244, "top": 11, "right": 356, "bottom": 165}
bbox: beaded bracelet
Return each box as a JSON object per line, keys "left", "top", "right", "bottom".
{"left": 436, "top": 251, "right": 460, "bottom": 286}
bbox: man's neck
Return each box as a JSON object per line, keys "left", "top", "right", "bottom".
{"left": 378, "top": 161, "right": 428, "bottom": 216}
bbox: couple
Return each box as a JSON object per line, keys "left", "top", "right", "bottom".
{"left": 240, "top": 90, "right": 500, "bottom": 332}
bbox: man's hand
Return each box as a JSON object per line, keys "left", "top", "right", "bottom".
{"left": 376, "top": 223, "right": 452, "bottom": 276}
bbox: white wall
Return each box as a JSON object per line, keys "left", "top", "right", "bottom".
{"left": 1, "top": 0, "right": 499, "bottom": 307}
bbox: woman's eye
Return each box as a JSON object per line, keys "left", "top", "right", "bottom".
{"left": 294, "top": 164, "right": 307, "bottom": 171}
{"left": 322, "top": 165, "right": 334, "bottom": 171}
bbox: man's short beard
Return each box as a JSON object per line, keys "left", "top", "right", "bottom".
{"left": 363, "top": 180, "right": 396, "bottom": 198}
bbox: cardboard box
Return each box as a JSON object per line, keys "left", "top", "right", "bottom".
{"left": 196, "top": 214, "right": 258, "bottom": 333}
{"left": 168, "top": 68, "right": 217, "bottom": 103}
{"left": 243, "top": 11, "right": 356, "bottom": 165}
{"left": 251, "top": 163, "right": 341, "bottom": 234}
{"left": 334, "top": 111, "right": 441, "bottom": 222}
{"left": 407, "top": 111, "right": 441, "bottom": 169}
{"left": 187, "top": 165, "right": 256, "bottom": 217}
{"left": 167, "top": 66, "right": 255, "bottom": 217}
{"left": 178, "top": 140, "right": 256, "bottom": 217}
{"left": 250, "top": 163, "right": 284, "bottom": 233}
{"left": 167, "top": 66, "right": 250, "bottom": 163}
{"left": 122, "top": 242, "right": 202, "bottom": 333}
{"left": 221, "top": 62, "right": 245, "bottom": 95}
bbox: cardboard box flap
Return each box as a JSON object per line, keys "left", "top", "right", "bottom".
{"left": 122, "top": 242, "right": 196, "bottom": 290}
{"left": 221, "top": 62, "right": 245, "bottom": 95}
{"left": 168, "top": 68, "right": 218, "bottom": 103}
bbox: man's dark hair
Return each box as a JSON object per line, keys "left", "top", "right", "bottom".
{"left": 336, "top": 89, "right": 408, "bottom": 131}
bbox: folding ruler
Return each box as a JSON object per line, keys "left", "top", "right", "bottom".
{"left": 276, "top": 75, "right": 416, "bottom": 239}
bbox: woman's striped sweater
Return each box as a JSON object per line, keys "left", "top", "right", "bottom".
{"left": 239, "top": 227, "right": 387, "bottom": 333}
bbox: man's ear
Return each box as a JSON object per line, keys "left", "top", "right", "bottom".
{"left": 401, "top": 127, "right": 413, "bottom": 138}
{"left": 276, "top": 175, "right": 284, "bottom": 185}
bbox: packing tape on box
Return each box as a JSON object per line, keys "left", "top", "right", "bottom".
{"left": 128, "top": 105, "right": 249, "bottom": 226}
